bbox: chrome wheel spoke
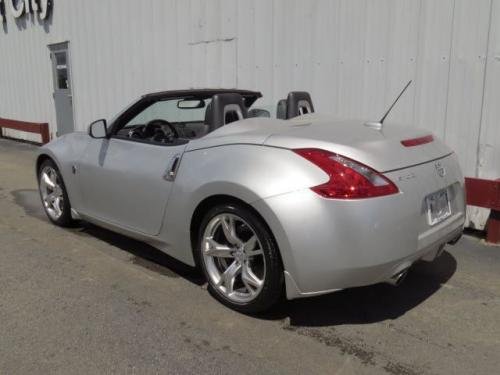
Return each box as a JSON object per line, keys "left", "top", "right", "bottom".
{"left": 217, "top": 260, "right": 241, "bottom": 294}
{"left": 247, "top": 248, "right": 264, "bottom": 257}
{"left": 205, "top": 238, "right": 234, "bottom": 258}
{"left": 46, "top": 190, "right": 61, "bottom": 203}
{"left": 48, "top": 169, "right": 58, "bottom": 186}
{"left": 53, "top": 197, "right": 63, "bottom": 217}
{"left": 221, "top": 215, "right": 243, "bottom": 247}
{"left": 242, "top": 263, "right": 263, "bottom": 294}
{"left": 243, "top": 235, "right": 257, "bottom": 252}
{"left": 41, "top": 172, "right": 55, "bottom": 189}
{"left": 243, "top": 235, "right": 263, "bottom": 257}
{"left": 44, "top": 192, "right": 54, "bottom": 204}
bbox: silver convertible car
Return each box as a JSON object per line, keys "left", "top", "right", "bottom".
{"left": 36, "top": 88, "right": 465, "bottom": 313}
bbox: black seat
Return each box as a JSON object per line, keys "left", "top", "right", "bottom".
{"left": 204, "top": 93, "right": 248, "bottom": 132}
{"left": 276, "top": 99, "right": 287, "bottom": 119}
{"left": 180, "top": 122, "right": 210, "bottom": 139}
{"left": 286, "top": 91, "right": 315, "bottom": 119}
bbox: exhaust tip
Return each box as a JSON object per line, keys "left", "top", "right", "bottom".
{"left": 435, "top": 244, "right": 446, "bottom": 258}
{"left": 447, "top": 233, "right": 462, "bottom": 246}
{"left": 386, "top": 268, "right": 409, "bottom": 287}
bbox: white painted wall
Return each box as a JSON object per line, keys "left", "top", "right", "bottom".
{"left": 0, "top": 0, "right": 498, "bottom": 226}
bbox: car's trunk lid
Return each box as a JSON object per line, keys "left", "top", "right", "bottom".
{"left": 264, "top": 118, "right": 453, "bottom": 172}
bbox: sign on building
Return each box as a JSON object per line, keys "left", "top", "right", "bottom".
{"left": 0, "top": 0, "right": 51, "bottom": 22}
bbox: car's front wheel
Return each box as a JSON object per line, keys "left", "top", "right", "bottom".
{"left": 38, "top": 159, "right": 74, "bottom": 227}
{"left": 198, "top": 203, "right": 283, "bottom": 313}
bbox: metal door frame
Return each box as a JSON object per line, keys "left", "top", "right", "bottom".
{"left": 48, "top": 41, "right": 76, "bottom": 136}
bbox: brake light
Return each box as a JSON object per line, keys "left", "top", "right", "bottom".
{"left": 401, "top": 135, "right": 433, "bottom": 147}
{"left": 293, "top": 148, "right": 399, "bottom": 199}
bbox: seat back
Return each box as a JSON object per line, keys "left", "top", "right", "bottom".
{"left": 276, "top": 99, "right": 287, "bottom": 119}
{"left": 286, "top": 91, "right": 315, "bottom": 119}
{"left": 204, "top": 93, "right": 248, "bottom": 132}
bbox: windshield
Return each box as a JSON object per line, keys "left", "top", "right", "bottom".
{"left": 125, "top": 98, "right": 211, "bottom": 127}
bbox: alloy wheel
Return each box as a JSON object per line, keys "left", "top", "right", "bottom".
{"left": 201, "top": 213, "right": 266, "bottom": 303}
{"left": 39, "top": 166, "right": 65, "bottom": 220}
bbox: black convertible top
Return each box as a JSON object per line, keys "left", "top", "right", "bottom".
{"left": 142, "top": 88, "right": 262, "bottom": 107}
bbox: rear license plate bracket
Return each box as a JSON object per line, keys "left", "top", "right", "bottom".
{"left": 426, "top": 189, "right": 452, "bottom": 225}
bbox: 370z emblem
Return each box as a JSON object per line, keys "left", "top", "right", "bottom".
{"left": 435, "top": 162, "right": 446, "bottom": 177}
{"left": 398, "top": 172, "right": 416, "bottom": 182}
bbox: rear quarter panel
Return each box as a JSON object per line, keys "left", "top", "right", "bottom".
{"left": 159, "top": 144, "right": 327, "bottom": 265}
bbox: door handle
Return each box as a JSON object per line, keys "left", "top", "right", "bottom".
{"left": 164, "top": 154, "right": 181, "bottom": 181}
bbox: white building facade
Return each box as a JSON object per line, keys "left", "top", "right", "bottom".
{"left": 0, "top": 0, "right": 499, "bottom": 227}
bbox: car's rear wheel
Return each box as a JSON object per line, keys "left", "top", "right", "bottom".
{"left": 38, "top": 159, "right": 74, "bottom": 227}
{"left": 198, "top": 203, "right": 283, "bottom": 313}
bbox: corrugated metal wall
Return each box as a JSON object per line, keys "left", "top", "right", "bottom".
{"left": 0, "top": 0, "right": 499, "bottom": 226}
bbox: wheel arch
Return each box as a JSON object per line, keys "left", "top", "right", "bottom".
{"left": 36, "top": 152, "right": 66, "bottom": 185}
{"left": 189, "top": 194, "right": 284, "bottom": 270}
{"left": 36, "top": 153, "right": 55, "bottom": 176}
{"left": 36, "top": 152, "right": 68, "bottom": 183}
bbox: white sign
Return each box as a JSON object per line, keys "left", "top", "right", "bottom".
{"left": 0, "top": 0, "right": 51, "bottom": 22}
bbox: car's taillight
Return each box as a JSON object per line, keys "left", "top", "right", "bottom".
{"left": 293, "top": 148, "right": 399, "bottom": 199}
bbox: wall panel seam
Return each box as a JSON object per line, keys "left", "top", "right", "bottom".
{"left": 443, "top": 0, "right": 457, "bottom": 144}
{"left": 475, "top": 0, "right": 495, "bottom": 177}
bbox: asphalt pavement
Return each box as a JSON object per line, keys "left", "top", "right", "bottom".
{"left": 0, "top": 138, "right": 499, "bottom": 374}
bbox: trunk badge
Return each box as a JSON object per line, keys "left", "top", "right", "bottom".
{"left": 435, "top": 162, "right": 446, "bottom": 177}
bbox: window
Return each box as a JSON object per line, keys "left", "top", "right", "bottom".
{"left": 54, "top": 52, "right": 69, "bottom": 89}
{"left": 124, "top": 98, "right": 210, "bottom": 128}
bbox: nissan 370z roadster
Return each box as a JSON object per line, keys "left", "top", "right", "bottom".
{"left": 36, "top": 88, "right": 465, "bottom": 313}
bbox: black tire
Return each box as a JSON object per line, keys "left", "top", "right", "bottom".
{"left": 197, "top": 203, "right": 284, "bottom": 314}
{"left": 37, "top": 159, "right": 74, "bottom": 227}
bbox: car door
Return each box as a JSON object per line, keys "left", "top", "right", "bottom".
{"left": 77, "top": 98, "right": 190, "bottom": 235}
{"left": 78, "top": 138, "right": 185, "bottom": 235}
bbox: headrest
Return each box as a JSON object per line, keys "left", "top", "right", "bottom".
{"left": 205, "top": 93, "right": 248, "bottom": 131}
{"left": 286, "top": 91, "right": 315, "bottom": 119}
{"left": 204, "top": 101, "right": 213, "bottom": 125}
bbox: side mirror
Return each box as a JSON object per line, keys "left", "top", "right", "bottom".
{"left": 88, "top": 119, "right": 108, "bottom": 139}
{"left": 248, "top": 108, "right": 271, "bottom": 118}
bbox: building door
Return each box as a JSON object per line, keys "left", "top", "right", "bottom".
{"left": 48, "top": 42, "right": 75, "bottom": 136}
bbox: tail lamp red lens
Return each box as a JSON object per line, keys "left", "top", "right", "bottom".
{"left": 401, "top": 135, "right": 433, "bottom": 147}
{"left": 293, "top": 148, "right": 399, "bottom": 199}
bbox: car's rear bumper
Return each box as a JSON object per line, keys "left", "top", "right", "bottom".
{"left": 252, "top": 154, "right": 466, "bottom": 300}
{"left": 283, "top": 221, "right": 463, "bottom": 299}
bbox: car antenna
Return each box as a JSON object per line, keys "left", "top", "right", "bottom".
{"left": 365, "top": 80, "right": 412, "bottom": 130}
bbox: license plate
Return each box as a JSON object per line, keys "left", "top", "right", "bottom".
{"left": 426, "top": 189, "right": 452, "bottom": 225}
